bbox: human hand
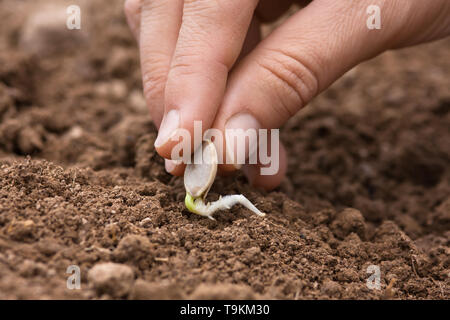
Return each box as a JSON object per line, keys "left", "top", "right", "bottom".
{"left": 124, "top": 0, "right": 450, "bottom": 190}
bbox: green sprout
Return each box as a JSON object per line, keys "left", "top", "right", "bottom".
{"left": 185, "top": 193, "right": 197, "bottom": 213}
{"left": 183, "top": 140, "right": 265, "bottom": 220}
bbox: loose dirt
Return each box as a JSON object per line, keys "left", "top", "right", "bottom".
{"left": 0, "top": 0, "right": 448, "bottom": 299}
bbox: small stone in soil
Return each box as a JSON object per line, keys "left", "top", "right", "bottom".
{"left": 87, "top": 262, "right": 134, "bottom": 298}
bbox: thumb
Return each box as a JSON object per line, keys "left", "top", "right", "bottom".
{"left": 213, "top": 0, "right": 450, "bottom": 188}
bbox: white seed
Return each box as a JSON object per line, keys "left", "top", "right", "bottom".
{"left": 183, "top": 140, "right": 265, "bottom": 219}
{"left": 184, "top": 140, "right": 218, "bottom": 198}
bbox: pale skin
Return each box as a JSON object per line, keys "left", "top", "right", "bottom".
{"left": 124, "top": 0, "right": 450, "bottom": 190}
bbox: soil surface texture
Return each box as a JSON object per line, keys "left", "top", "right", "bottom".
{"left": 0, "top": 0, "right": 448, "bottom": 299}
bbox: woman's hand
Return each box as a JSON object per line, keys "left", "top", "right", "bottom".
{"left": 125, "top": 0, "right": 450, "bottom": 190}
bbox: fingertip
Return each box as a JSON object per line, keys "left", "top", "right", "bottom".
{"left": 242, "top": 142, "right": 287, "bottom": 191}
{"left": 154, "top": 109, "right": 183, "bottom": 159}
{"left": 218, "top": 163, "right": 239, "bottom": 173}
{"left": 164, "top": 159, "right": 185, "bottom": 176}
{"left": 154, "top": 135, "right": 180, "bottom": 160}
{"left": 124, "top": 0, "right": 141, "bottom": 43}
{"left": 217, "top": 166, "right": 237, "bottom": 177}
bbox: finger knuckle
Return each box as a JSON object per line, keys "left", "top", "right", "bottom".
{"left": 183, "top": 0, "right": 220, "bottom": 14}
{"left": 141, "top": 62, "right": 168, "bottom": 102}
{"left": 255, "top": 48, "right": 319, "bottom": 118}
{"left": 142, "top": 74, "right": 166, "bottom": 102}
{"left": 182, "top": 0, "right": 254, "bottom": 34}
{"left": 170, "top": 51, "right": 228, "bottom": 81}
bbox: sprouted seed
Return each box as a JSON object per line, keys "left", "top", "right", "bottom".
{"left": 183, "top": 140, "right": 265, "bottom": 220}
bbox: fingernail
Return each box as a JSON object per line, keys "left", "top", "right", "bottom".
{"left": 155, "top": 109, "right": 180, "bottom": 148}
{"left": 225, "top": 113, "right": 261, "bottom": 169}
{"left": 165, "top": 159, "right": 180, "bottom": 173}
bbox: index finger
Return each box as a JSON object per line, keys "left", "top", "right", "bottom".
{"left": 154, "top": 0, "right": 259, "bottom": 159}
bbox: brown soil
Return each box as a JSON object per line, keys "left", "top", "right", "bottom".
{"left": 0, "top": 0, "right": 449, "bottom": 299}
